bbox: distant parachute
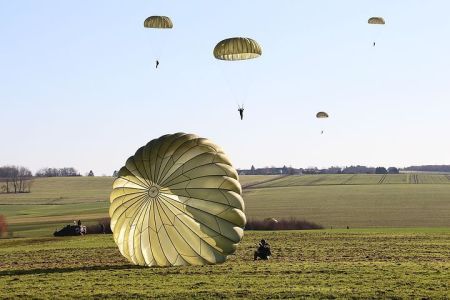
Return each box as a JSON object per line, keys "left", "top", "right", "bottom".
{"left": 144, "top": 16, "right": 173, "bottom": 29}
{"left": 317, "top": 112, "right": 329, "bottom": 134}
{"left": 214, "top": 37, "right": 262, "bottom": 61}
{"left": 368, "top": 17, "right": 385, "bottom": 47}
{"left": 368, "top": 17, "right": 385, "bottom": 25}
{"left": 316, "top": 112, "right": 329, "bottom": 118}
{"left": 110, "top": 133, "right": 246, "bottom": 267}
{"left": 144, "top": 16, "right": 173, "bottom": 69}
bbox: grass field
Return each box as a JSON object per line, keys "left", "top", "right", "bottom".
{"left": 244, "top": 184, "right": 450, "bottom": 227}
{"left": 0, "top": 229, "right": 448, "bottom": 299}
{"left": 0, "top": 177, "right": 113, "bottom": 205}
{"left": 1, "top": 174, "right": 450, "bottom": 237}
{"left": 247, "top": 174, "right": 450, "bottom": 187}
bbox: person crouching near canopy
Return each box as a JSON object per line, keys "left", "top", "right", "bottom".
{"left": 254, "top": 239, "right": 271, "bottom": 260}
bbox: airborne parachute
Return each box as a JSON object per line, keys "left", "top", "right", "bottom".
{"left": 368, "top": 17, "right": 385, "bottom": 25}
{"left": 144, "top": 16, "right": 173, "bottom": 68}
{"left": 316, "top": 112, "right": 329, "bottom": 134}
{"left": 213, "top": 37, "right": 262, "bottom": 61}
{"left": 110, "top": 133, "right": 246, "bottom": 267}
{"left": 144, "top": 16, "right": 173, "bottom": 29}
{"left": 214, "top": 37, "right": 262, "bottom": 118}
{"left": 368, "top": 17, "right": 385, "bottom": 47}
{"left": 316, "top": 112, "right": 329, "bottom": 118}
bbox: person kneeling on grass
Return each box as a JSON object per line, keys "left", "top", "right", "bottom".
{"left": 254, "top": 239, "right": 271, "bottom": 260}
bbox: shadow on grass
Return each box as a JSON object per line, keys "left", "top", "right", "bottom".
{"left": 0, "top": 264, "right": 141, "bottom": 277}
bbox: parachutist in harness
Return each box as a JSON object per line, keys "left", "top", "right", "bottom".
{"left": 156, "top": 60, "right": 159, "bottom": 69}
{"left": 254, "top": 239, "right": 271, "bottom": 260}
{"left": 238, "top": 106, "right": 244, "bottom": 120}
{"left": 368, "top": 17, "right": 385, "bottom": 48}
{"left": 316, "top": 112, "right": 329, "bottom": 134}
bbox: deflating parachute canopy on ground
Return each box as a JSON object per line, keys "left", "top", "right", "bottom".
{"left": 213, "top": 37, "right": 262, "bottom": 61}
{"left": 110, "top": 133, "right": 246, "bottom": 267}
{"left": 144, "top": 16, "right": 173, "bottom": 29}
{"left": 316, "top": 112, "right": 329, "bottom": 118}
{"left": 368, "top": 17, "right": 385, "bottom": 25}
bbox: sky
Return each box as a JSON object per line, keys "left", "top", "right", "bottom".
{"left": 1, "top": 0, "right": 450, "bottom": 175}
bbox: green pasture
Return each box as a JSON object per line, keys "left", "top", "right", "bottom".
{"left": 238, "top": 175, "right": 281, "bottom": 187}
{"left": 0, "top": 229, "right": 448, "bottom": 299}
{"left": 244, "top": 184, "right": 450, "bottom": 228}
{"left": 1, "top": 174, "right": 450, "bottom": 237}
{"left": 0, "top": 177, "right": 113, "bottom": 205}
{"left": 248, "top": 173, "right": 450, "bottom": 188}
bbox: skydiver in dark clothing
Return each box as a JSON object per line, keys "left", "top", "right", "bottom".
{"left": 254, "top": 239, "right": 271, "bottom": 260}
{"left": 156, "top": 60, "right": 160, "bottom": 69}
{"left": 238, "top": 105, "right": 244, "bottom": 120}
{"left": 373, "top": 42, "right": 376, "bottom": 47}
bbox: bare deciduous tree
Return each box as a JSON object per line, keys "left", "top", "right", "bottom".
{"left": 0, "top": 165, "right": 33, "bottom": 193}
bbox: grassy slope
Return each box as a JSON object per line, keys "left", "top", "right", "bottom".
{"left": 0, "top": 229, "right": 448, "bottom": 299}
{"left": 0, "top": 177, "right": 113, "bottom": 205}
{"left": 239, "top": 175, "right": 281, "bottom": 187}
{"left": 248, "top": 174, "right": 450, "bottom": 187}
{"left": 1, "top": 175, "right": 450, "bottom": 237}
{"left": 244, "top": 184, "right": 450, "bottom": 227}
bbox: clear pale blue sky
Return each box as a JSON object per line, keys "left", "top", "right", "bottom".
{"left": 1, "top": 1, "right": 450, "bottom": 175}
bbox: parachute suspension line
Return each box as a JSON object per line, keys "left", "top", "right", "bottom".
{"left": 148, "top": 31, "right": 170, "bottom": 68}
{"left": 218, "top": 63, "right": 240, "bottom": 105}
{"left": 214, "top": 62, "right": 242, "bottom": 118}
{"left": 238, "top": 60, "right": 259, "bottom": 108}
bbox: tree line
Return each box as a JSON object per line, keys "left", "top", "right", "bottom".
{"left": 35, "top": 167, "right": 81, "bottom": 177}
{"left": 0, "top": 166, "right": 33, "bottom": 193}
{"left": 0, "top": 166, "right": 84, "bottom": 194}
{"left": 402, "top": 165, "right": 450, "bottom": 173}
{"left": 239, "top": 165, "right": 402, "bottom": 175}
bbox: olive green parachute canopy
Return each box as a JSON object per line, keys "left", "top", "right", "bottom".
{"left": 110, "top": 133, "right": 246, "bottom": 267}
{"left": 316, "top": 112, "right": 329, "bottom": 118}
{"left": 368, "top": 17, "right": 385, "bottom": 25}
{"left": 144, "top": 16, "right": 173, "bottom": 29}
{"left": 214, "top": 37, "right": 262, "bottom": 61}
